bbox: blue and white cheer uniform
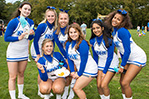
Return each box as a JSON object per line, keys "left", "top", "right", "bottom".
{"left": 90, "top": 35, "right": 119, "bottom": 74}
{"left": 38, "top": 52, "right": 67, "bottom": 81}
{"left": 31, "top": 21, "right": 55, "bottom": 59}
{"left": 4, "top": 16, "right": 34, "bottom": 62}
{"left": 66, "top": 40, "right": 98, "bottom": 77}
{"left": 53, "top": 26, "right": 68, "bottom": 59}
{"left": 112, "top": 27, "right": 146, "bottom": 67}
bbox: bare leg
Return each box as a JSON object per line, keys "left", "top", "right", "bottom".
{"left": 97, "top": 70, "right": 104, "bottom": 95}
{"left": 73, "top": 76, "right": 93, "bottom": 99}
{"left": 7, "top": 62, "right": 18, "bottom": 90}
{"left": 121, "top": 64, "right": 142, "bottom": 98}
{"left": 17, "top": 60, "right": 28, "bottom": 84}
{"left": 101, "top": 71, "right": 115, "bottom": 96}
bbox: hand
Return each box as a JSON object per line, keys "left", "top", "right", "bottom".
{"left": 72, "top": 72, "right": 79, "bottom": 79}
{"left": 71, "top": 72, "right": 75, "bottom": 77}
{"left": 117, "top": 67, "right": 124, "bottom": 74}
{"left": 35, "top": 55, "right": 40, "bottom": 63}
{"left": 18, "top": 32, "right": 28, "bottom": 40}
{"left": 29, "top": 29, "right": 34, "bottom": 35}
{"left": 37, "top": 63, "right": 45, "bottom": 73}
{"left": 61, "top": 67, "right": 66, "bottom": 70}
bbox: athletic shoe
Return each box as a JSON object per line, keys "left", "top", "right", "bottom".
{"left": 18, "top": 94, "right": 29, "bottom": 99}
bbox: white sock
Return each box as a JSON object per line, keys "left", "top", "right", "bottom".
{"left": 56, "top": 94, "right": 61, "bottom": 99}
{"left": 126, "top": 96, "right": 132, "bottom": 99}
{"left": 9, "top": 90, "right": 16, "bottom": 99}
{"left": 18, "top": 84, "right": 24, "bottom": 96}
{"left": 62, "top": 86, "right": 69, "bottom": 98}
{"left": 67, "top": 78, "right": 76, "bottom": 99}
{"left": 122, "top": 94, "right": 126, "bottom": 99}
{"left": 100, "top": 94, "right": 105, "bottom": 99}
{"left": 104, "top": 95, "right": 110, "bottom": 99}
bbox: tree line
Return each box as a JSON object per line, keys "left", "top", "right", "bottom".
{"left": 0, "top": 0, "right": 149, "bottom": 28}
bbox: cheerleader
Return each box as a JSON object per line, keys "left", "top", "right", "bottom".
{"left": 105, "top": 9, "right": 147, "bottom": 99}
{"left": 53, "top": 9, "right": 75, "bottom": 99}
{"left": 90, "top": 19, "right": 119, "bottom": 99}
{"left": 31, "top": 6, "right": 57, "bottom": 61}
{"left": 37, "top": 39, "right": 68, "bottom": 99}
{"left": 65, "top": 23, "right": 98, "bottom": 99}
{"left": 30, "top": 6, "right": 57, "bottom": 98}
{"left": 4, "top": 2, "right": 34, "bottom": 99}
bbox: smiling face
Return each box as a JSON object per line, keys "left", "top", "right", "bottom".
{"left": 19, "top": 4, "right": 31, "bottom": 17}
{"left": 42, "top": 41, "right": 54, "bottom": 55}
{"left": 46, "top": 10, "right": 56, "bottom": 24}
{"left": 69, "top": 27, "right": 79, "bottom": 41}
{"left": 59, "top": 13, "right": 69, "bottom": 28}
{"left": 112, "top": 13, "right": 123, "bottom": 27}
{"left": 92, "top": 23, "right": 103, "bottom": 37}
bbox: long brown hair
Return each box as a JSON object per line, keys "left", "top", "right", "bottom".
{"left": 104, "top": 9, "right": 133, "bottom": 30}
{"left": 65, "top": 23, "right": 91, "bottom": 50}
{"left": 12, "top": 1, "right": 32, "bottom": 18}
{"left": 56, "top": 12, "right": 69, "bottom": 35}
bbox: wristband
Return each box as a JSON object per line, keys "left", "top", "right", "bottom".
{"left": 120, "top": 66, "right": 124, "bottom": 69}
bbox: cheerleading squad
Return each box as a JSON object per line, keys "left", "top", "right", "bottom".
{"left": 4, "top": 1, "right": 147, "bottom": 99}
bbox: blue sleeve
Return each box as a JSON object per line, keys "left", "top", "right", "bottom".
{"left": 4, "top": 19, "right": 19, "bottom": 42}
{"left": 28, "top": 19, "right": 34, "bottom": 40}
{"left": 103, "top": 40, "right": 114, "bottom": 74}
{"left": 37, "top": 57, "right": 48, "bottom": 81}
{"left": 77, "top": 40, "right": 89, "bottom": 76}
{"left": 66, "top": 42, "right": 75, "bottom": 72}
{"left": 53, "top": 30, "right": 67, "bottom": 59}
{"left": 90, "top": 39, "right": 98, "bottom": 64}
{"left": 118, "top": 28, "right": 131, "bottom": 67}
{"left": 54, "top": 52, "right": 68, "bottom": 68}
{"left": 34, "top": 24, "right": 46, "bottom": 55}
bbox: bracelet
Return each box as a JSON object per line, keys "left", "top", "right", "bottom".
{"left": 120, "top": 66, "right": 124, "bottom": 69}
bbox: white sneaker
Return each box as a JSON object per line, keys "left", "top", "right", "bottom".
{"left": 28, "top": 58, "right": 31, "bottom": 62}
{"left": 44, "top": 95, "right": 50, "bottom": 99}
{"left": 38, "top": 91, "right": 45, "bottom": 98}
{"left": 49, "top": 93, "right": 54, "bottom": 97}
{"left": 18, "top": 94, "right": 29, "bottom": 99}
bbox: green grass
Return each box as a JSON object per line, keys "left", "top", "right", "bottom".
{"left": 0, "top": 29, "right": 149, "bottom": 99}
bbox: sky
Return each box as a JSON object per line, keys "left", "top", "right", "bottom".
{"left": 6, "top": 0, "right": 21, "bottom": 3}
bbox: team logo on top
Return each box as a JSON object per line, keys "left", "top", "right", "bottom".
{"left": 45, "top": 34, "right": 53, "bottom": 40}
{"left": 17, "top": 30, "right": 23, "bottom": 36}
{"left": 68, "top": 54, "right": 78, "bottom": 60}
{"left": 95, "top": 50, "right": 106, "bottom": 55}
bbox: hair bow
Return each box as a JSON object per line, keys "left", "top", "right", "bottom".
{"left": 59, "top": 8, "right": 69, "bottom": 13}
{"left": 47, "top": 6, "right": 56, "bottom": 10}
{"left": 117, "top": 9, "right": 127, "bottom": 15}
{"left": 92, "top": 18, "right": 102, "bottom": 22}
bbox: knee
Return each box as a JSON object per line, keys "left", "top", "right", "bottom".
{"left": 9, "top": 74, "right": 17, "bottom": 81}
{"left": 40, "top": 85, "right": 50, "bottom": 94}
{"left": 97, "top": 83, "right": 101, "bottom": 90}
{"left": 52, "top": 85, "right": 64, "bottom": 94}
{"left": 18, "top": 71, "right": 24, "bottom": 77}
{"left": 121, "top": 80, "right": 129, "bottom": 88}
{"left": 73, "top": 86, "right": 80, "bottom": 93}
{"left": 101, "top": 82, "right": 108, "bottom": 89}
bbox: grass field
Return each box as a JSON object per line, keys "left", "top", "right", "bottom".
{"left": 0, "top": 29, "right": 149, "bottom": 99}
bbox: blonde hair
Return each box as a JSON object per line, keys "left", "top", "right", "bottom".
{"left": 39, "top": 9, "right": 58, "bottom": 30}
{"left": 56, "top": 12, "right": 69, "bottom": 35}
{"left": 41, "top": 39, "right": 54, "bottom": 57}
